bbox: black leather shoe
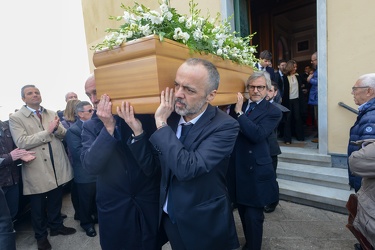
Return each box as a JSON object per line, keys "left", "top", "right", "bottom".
{"left": 264, "top": 202, "right": 278, "bottom": 213}
{"left": 264, "top": 205, "right": 276, "bottom": 213}
{"left": 37, "top": 238, "right": 52, "bottom": 250}
{"left": 50, "top": 225, "right": 77, "bottom": 236}
{"left": 85, "top": 227, "right": 97, "bottom": 237}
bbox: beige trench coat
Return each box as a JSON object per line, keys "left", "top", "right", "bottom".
{"left": 349, "top": 139, "right": 375, "bottom": 247}
{"left": 9, "top": 106, "right": 73, "bottom": 195}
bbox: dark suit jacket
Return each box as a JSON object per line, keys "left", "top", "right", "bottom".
{"left": 256, "top": 63, "right": 276, "bottom": 81}
{"left": 65, "top": 119, "right": 96, "bottom": 183}
{"left": 267, "top": 129, "right": 281, "bottom": 157}
{"left": 229, "top": 99, "right": 281, "bottom": 207}
{"left": 149, "top": 105, "right": 240, "bottom": 250}
{"left": 81, "top": 113, "right": 161, "bottom": 250}
{"left": 268, "top": 102, "right": 288, "bottom": 157}
{"left": 274, "top": 70, "right": 284, "bottom": 97}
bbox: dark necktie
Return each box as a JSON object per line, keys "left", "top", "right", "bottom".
{"left": 167, "top": 123, "right": 194, "bottom": 223}
{"left": 179, "top": 123, "right": 194, "bottom": 144}
{"left": 246, "top": 102, "right": 257, "bottom": 116}
{"left": 35, "top": 110, "right": 42, "bottom": 123}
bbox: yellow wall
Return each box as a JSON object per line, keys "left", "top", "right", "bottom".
{"left": 81, "top": 0, "right": 375, "bottom": 155}
{"left": 81, "top": 0, "right": 222, "bottom": 71}
{"left": 327, "top": 0, "right": 375, "bottom": 154}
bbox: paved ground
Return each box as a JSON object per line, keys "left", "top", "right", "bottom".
{"left": 14, "top": 193, "right": 357, "bottom": 250}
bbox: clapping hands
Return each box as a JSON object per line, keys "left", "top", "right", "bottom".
{"left": 10, "top": 148, "right": 36, "bottom": 162}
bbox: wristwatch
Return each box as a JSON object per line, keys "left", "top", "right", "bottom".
{"left": 236, "top": 111, "right": 243, "bottom": 117}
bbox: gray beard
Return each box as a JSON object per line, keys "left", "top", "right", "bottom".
{"left": 175, "top": 98, "right": 207, "bottom": 117}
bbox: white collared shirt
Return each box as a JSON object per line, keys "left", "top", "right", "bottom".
{"left": 26, "top": 105, "right": 42, "bottom": 114}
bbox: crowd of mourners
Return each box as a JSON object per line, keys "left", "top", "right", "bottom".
{"left": 1, "top": 55, "right": 374, "bottom": 250}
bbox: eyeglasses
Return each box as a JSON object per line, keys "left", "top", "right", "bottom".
{"left": 79, "top": 109, "right": 93, "bottom": 113}
{"left": 311, "top": 59, "right": 317, "bottom": 62}
{"left": 247, "top": 85, "right": 266, "bottom": 91}
{"left": 352, "top": 86, "right": 369, "bottom": 91}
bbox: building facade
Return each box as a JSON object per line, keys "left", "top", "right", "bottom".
{"left": 81, "top": 0, "right": 375, "bottom": 165}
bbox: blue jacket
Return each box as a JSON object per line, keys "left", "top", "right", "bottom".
{"left": 65, "top": 119, "right": 96, "bottom": 184}
{"left": 149, "top": 105, "right": 240, "bottom": 250}
{"left": 347, "top": 97, "right": 375, "bottom": 191}
{"left": 308, "top": 69, "right": 318, "bottom": 105}
{"left": 255, "top": 63, "right": 276, "bottom": 81}
{"left": 229, "top": 99, "right": 282, "bottom": 207}
{"left": 81, "top": 113, "right": 161, "bottom": 250}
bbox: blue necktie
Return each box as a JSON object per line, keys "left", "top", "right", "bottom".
{"left": 167, "top": 123, "right": 194, "bottom": 223}
{"left": 246, "top": 102, "right": 257, "bottom": 116}
{"left": 179, "top": 123, "right": 193, "bottom": 144}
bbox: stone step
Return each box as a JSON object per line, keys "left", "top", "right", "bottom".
{"left": 278, "top": 146, "right": 332, "bottom": 167}
{"left": 277, "top": 162, "right": 350, "bottom": 190}
{"left": 278, "top": 179, "right": 354, "bottom": 214}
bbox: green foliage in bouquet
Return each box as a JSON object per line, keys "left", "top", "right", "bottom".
{"left": 93, "top": 0, "right": 258, "bottom": 67}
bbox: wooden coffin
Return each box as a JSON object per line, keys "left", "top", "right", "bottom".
{"left": 93, "top": 35, "right": 253, "bottom": 114}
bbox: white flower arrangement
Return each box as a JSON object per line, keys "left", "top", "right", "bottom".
{"left": 93, "top": 0, "right": 258, "bottom": 67}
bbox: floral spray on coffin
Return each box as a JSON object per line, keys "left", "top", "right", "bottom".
{"left": 93, "top": 0, "right": 257, "bottom": 114}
